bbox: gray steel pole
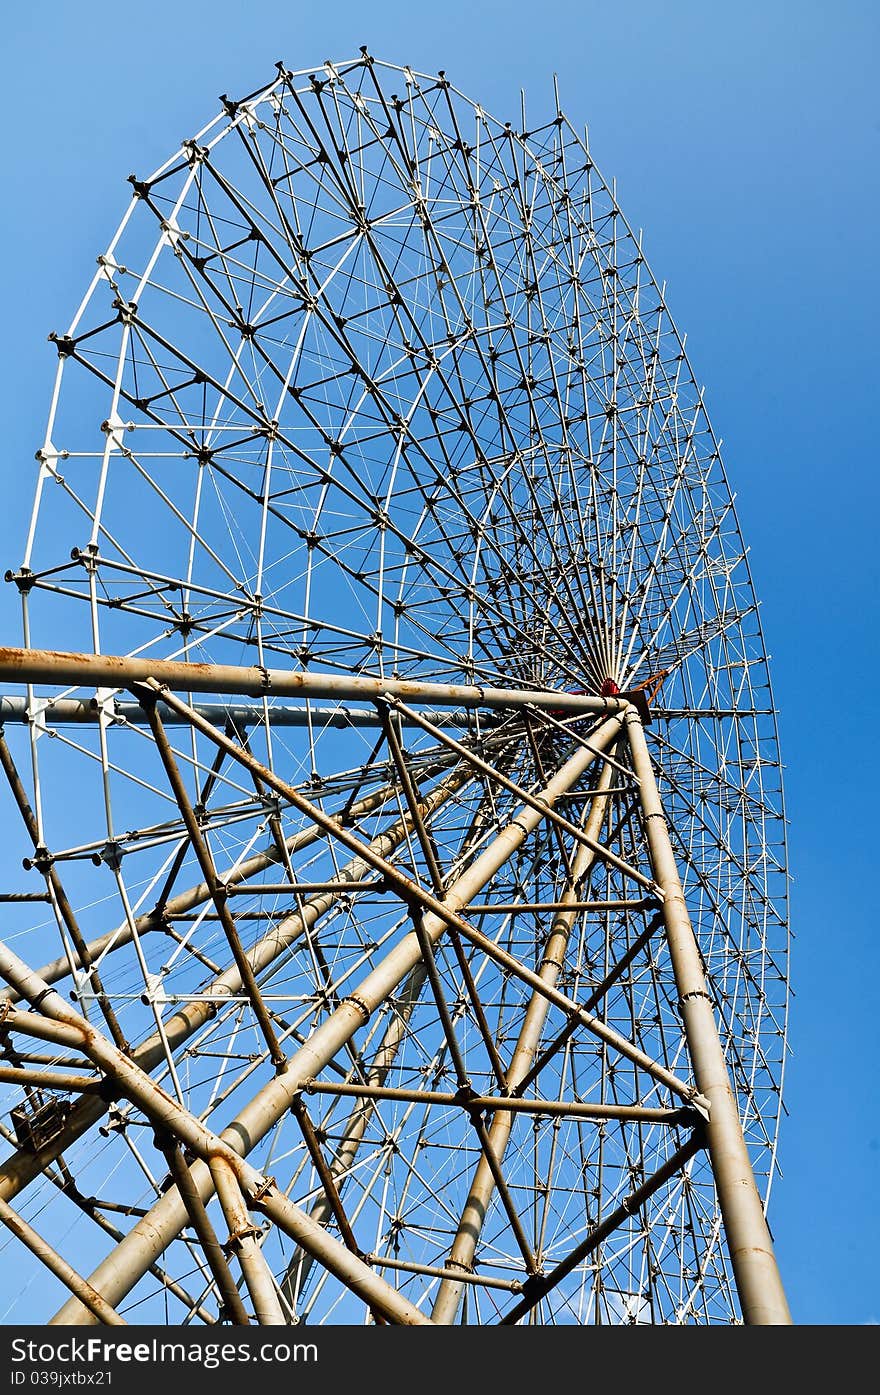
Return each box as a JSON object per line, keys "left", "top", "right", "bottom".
{"left": 0, "top": 644, "right": 624, "bottom": 716}
{"left": 281, "top": 962, "right": 429, "bottom": 1307}
{"left": 623, "top": 707, "right": 791, "bottom": 1325}
{"left": 208, "top": 1156, "right": 286, "bottom": 1325}
{"left": 0, "top": 1195, "right": 127, "bottom": 1326}
{"left": 0, "top": 695, "right": 472, "bottom": 729}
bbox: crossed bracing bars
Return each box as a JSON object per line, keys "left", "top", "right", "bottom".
{"left": 0, "top": 647, "right": 790, "bottom": 1325}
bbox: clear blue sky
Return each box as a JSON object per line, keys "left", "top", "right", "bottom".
{"left": 1, "top": 0, "right": 877, "bottom": 1325}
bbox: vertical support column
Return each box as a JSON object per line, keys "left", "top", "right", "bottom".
{"left": 207, "top": 1156, "right": 286, "bottom": 1326}
{"left": 160, "top": 1139, "right": 251, "bottom": 1325}
{"left": 624, "top": 707, "right": 791, "bottom": 1325}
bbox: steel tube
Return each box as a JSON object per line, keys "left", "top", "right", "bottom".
{"left": 624, "top": 709, "right": 791, "bottom": 1325}
{"left": 364, "top": 1253, "right": 523, "bottom": 1293}
{"left": 0, "top": 695, "right": 472, "bottom": 729}
{"left": 304, "top": 1079, "right": 692, "bottom": 1123}
{"left": 289, "top": 1098, "right": 360, "bottom": 1258}
{"left": 143, "top": 694, "right": 286, "bottom": 1070}
{"left": 0, "top": 729, "right": 128, "bottom": 1050}
{"left": 466, "top": 899, "right": 656, "bottom": 913}
{"left": 0, "top": 1066, "right": 103, "bottom": 1092}
{"left": 162, "top": 1141, "right": 251, "bottom": 1325}
{"left": 0, "top": 1194, "right": 127, "bottom": 1325}
{"left": 281, "top": 962, "right": 429, "bottom": 1307}
{"left": 208, "top": 1156, "right": 286, "bottom": 1325}
{"left": 0, "top": 645, "right": 625, "bottom": 715}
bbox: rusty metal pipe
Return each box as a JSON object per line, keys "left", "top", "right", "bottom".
{"left": 432, "top": 756, "right": 615, "bottom": 1322}
{"left": 0, "top": 695, "right": 473, "bottom": 729}
{"left": 207, "top": 1156, "right": 285, "bottom": 1325}
{"left": 302, "top": 1079, "right": 692, "bottom": 1123}
{"left": 0, "top": 645, "right": 626, "bottom": 716}
{"left": 624, "top": 709, "right": 791, "bottom": 1326}
{"left": 161, "top": 1141, "right": 251, "bottom": 1325}
{"left": 0, "top": 1194, "right": 127, "bottom": 1325}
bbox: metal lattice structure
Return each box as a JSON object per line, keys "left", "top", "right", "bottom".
{"left": 0, "top": 53, "right": 790, "bottom": 1326}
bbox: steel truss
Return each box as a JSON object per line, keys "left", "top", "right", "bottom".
{"left": 0, "top": 54, "right": 789, "bottom": 1326}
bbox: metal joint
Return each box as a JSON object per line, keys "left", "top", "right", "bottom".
{"left": 223, "top": 1223, "right": 263, "bottom": 1252}
{"left": 340, "top": 993, "right": 371, "bottom": 1023}
{"left": 443, "top": 1256, "right": 475, "bottom": 1275}
{"left": 249, "top": 1175, "right": 277, "bottom": 1206}
{"left": 679, "top": 989, "right": 713, "bottom": 1009}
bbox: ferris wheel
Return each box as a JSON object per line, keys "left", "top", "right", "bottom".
{"left": 0, "top": 52, "right": 790, "bottom": 1326}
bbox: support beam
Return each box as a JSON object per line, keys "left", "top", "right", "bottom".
{"left": 0, "top": 644, "right": 625, "bottom": 717}
{"left": 280, "top": 962, "right": 429, "bottom": 1308}
{"left": 136, "top": 686, "right": 700, "bottom": 1107}
{"left": 142, "top": 693, "right": 286, "bottom": 1070}
{"left": 623, "top": 708, "right": 791, "bottom": 1326}
{"left": 381, "top": 695, "right": 653, "bottom": 889}
{"left": 0, "top": 1066, "right": 104, "bottom": 1092}
{"left": 0, "top": 729, "right": 128, "bottom": 1050}
{"left": 364, "top": 1253, "right": 523, "bottom": 1293}
{"left": 208, "top": 1156, "right": 285, "bottom": 1326}
{"left": 302, "top": 1080, "right": 692, "bottom": 1124}
{"left": 0, "top": 1195, "right": 127, "bottom": 1326}
{"left": 432, "top": 755, "right": 615, "bottom": 1323}
{"left": 377, "top": 702, "right": 508, "bottom": 1089}
{"left": 0, "top": 695, "right": 473, "bottom": 730}
{"left": 161, "top": 1140, "right": 251, "bottom": 1325}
